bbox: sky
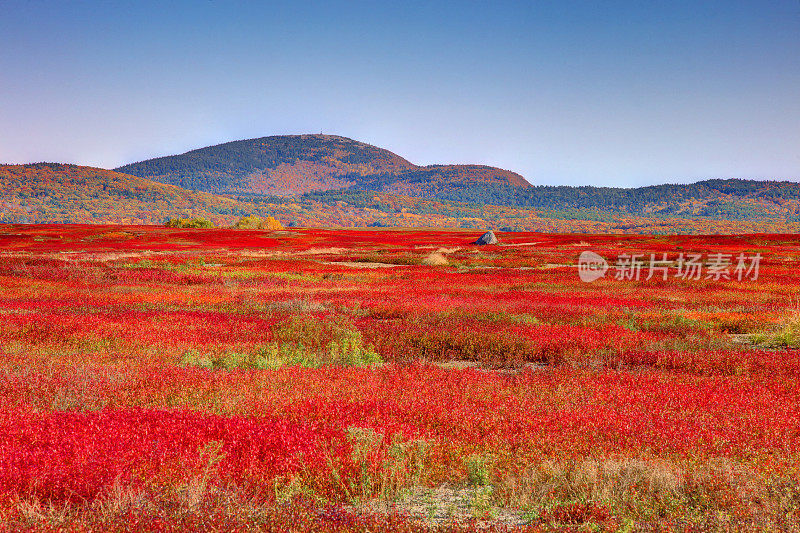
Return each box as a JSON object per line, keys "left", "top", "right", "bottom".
{"left": 1, "top": 0, "right": 798, "bottom": 187}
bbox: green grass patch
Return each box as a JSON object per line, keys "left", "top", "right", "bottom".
{"left": 180, "top": 316, "right": 382, "bottom": 370}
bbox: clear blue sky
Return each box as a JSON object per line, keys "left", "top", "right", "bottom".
{"left": 1, "top": 0, "right": 798, "bottom": 187}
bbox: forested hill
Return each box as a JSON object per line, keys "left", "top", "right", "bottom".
{"left": 2, "top": 162, "right": 799, "bottom": 231}
{"left": 116, "top": 134, "right": 416, "bottom": 195}
{"left": 115, "top": 134, "right": 531, "bottom": 196}
{"left": 0, "top": 163, "right": 254, "bottom": 224}
{"left": 116, "top": 134, "right": 799, "bottom": 221}
{"left": 408, "top": 178, "right": 800, "bottom": 219}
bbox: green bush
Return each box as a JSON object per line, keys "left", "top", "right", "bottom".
{"left": 327, "top": 329, "right": 382, "bottom": 366}
{"left": 750, "top": 308, "right": 800, "bottom": 348}
{"left": 466, "top": 454, "right": 492, "bottom": 486}
{"left": 165, "top": 217, "right": 215, "bottom": 229}
{"left": 180, "top": 316, "right": 382, "bottom": 370}
{"left": 233, "top": 215, "right": 283, "bottom": 230}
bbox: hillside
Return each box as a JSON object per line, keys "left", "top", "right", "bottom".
{"left": 352, "top": 164, "right": 531, "bottom": 196}
{"left": 116, "top": 134, "right": 530, "bottom": 197}
{"left": 116, "top": 134, "right": 800, "bottom": 225}
{"left": 255, "top": 189, "right": 800, "bottom": 234}
{"left": 416, "top": 178, "right": 800, "bottom": 220}
{"left": 0, "top": 163, "right": 256, "bottom": 224}
{"left": 1, "top": 163, "right": 798, "bottom": 233}
{"left": 117, "top": 134, "right": 416, "bottom": 195}
{"left": 3, "top": 136, "right": 799, "bottom": 233}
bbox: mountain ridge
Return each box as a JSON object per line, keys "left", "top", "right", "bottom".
{"left": 0, "top": 163, "right": 255, "bottom": 224}
{"left": 2, "top": 135, "right": 800, "bottom": 232}
{"left": 115, "top": 134, "right": 799, "bottom": 216}
{"left": 116, "top": 134, "right": 531, "bottom": 197}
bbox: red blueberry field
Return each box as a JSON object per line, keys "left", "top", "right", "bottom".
{"left": 1, "top": 224, "right": 799, "bottom": 532}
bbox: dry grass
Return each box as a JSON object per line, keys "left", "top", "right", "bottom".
{"left": 421, "top": 252, "right": 449, "bottom": 266}
{"left": 92, "top": 475, "right": 150, "bottom": 518}
{"left": 751, "top": 298, "right": 800, "bottom": 348}
{"left": 494, "top": 457, "right": 800, "bottom": 530}
{"left": 9, "top": 458, "right": 800, "bottom": 531}
{"left": 342, "top": 427, "right": 430, "bottom": 504}
{"left": 16, "top": 497, "right": 74, "bottom": 527}
{"left": 179, "top": 440, "right": 226, "bottom": 510}
{"left": 11, "top": 484, "right": 280, "bottom": 529}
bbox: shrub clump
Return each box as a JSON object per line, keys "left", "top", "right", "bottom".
{"left": 180, "top": 316, "right": 381, "bottom": 370}
{"left": 465, "top": 454, "right": 492, "bottom": 486}
{"left": 233, "top": 215, "right": 284, "bottom": 230}
{"left": 165, "top": 217, "right": 214, "bottom": 229}
{"left": 751, "top": 308, "right": 800, "bottom": 348}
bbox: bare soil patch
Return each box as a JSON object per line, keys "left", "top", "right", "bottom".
{"left": 324, "top": 261, "right": 401, "bottom": 268}
{"left": 352, "top": 484, "right": 528, "bottom": 530}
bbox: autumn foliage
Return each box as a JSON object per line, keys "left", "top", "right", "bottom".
{"left": 1, "top": 225, "right": 799, "bottom": 530}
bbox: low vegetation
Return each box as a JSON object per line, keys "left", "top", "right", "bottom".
{"left": 1, "top": 226, "right": 798, "bottom": 531}
{"left": 180, "top": 317, "right": 381, "bottom": 369}
{"left": 750, "top": 304, "right": 800, "bottom": 348}
{"left": 165, "top": 216, "right": 215, "bottom": 228}
{"left": 232, "top": 214, "right": 284, "bottom": 230}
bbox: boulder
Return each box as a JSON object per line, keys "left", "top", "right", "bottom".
{"left": 474, "top": 230, "right": 498, "bottom": 245}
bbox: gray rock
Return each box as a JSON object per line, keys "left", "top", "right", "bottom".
{"left": 474, "top": 230, "right": 498, "bottom": 245}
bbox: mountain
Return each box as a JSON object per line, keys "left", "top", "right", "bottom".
{"left": 116, "top": 134, "right": 530, "bottom": 197}
{"left": 3, "top": 136, "right": 799, "bottom": 233}
{"left": 407, "top": 178, "right": 800, "bottom": 220}
{"left": 252, "top": 189, "right": 800, "bottom": 234}
{"left": 116, "top": 133, "right": 800, "bottom": 223}
{"left": 0, "top": 163, "right": 256, "bottom": 224}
